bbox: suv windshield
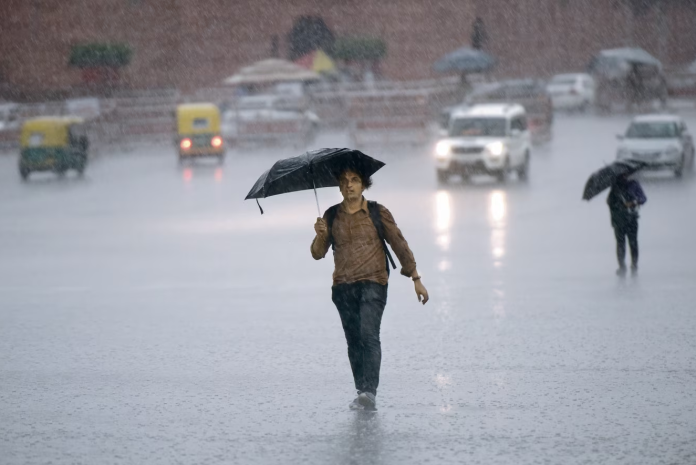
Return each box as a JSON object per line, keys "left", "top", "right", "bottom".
{"left": 626, "top": 122, "right": 678, "bottom": 139}
{"left": 450, "top": 117, "right": 507, "bottom": 137}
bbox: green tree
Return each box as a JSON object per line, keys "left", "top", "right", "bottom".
{"left": 331, "top": 37, "right": 387, "bottom": 62}
{"left": 69, "top": 43, "right": 133, "bottom": 68}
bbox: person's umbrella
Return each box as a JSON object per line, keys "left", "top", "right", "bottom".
{"left": 245, "top": 148, "right": 385, "bottom": 214}
{"left": 433, "top": 47, "right": 496, "bottom": 74}
{"left": 582, "top": 159, "right": 647, "bottom": 201}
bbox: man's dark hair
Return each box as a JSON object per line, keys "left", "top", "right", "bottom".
{"left": 338, "top": 167, "right": 373, "bottom": 190}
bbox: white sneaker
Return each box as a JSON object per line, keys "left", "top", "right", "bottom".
{"left": 357, "top": 392, "right": 376, "bottom": 410}
{"left": 349, "top": 396, "right": 364, "bottom": 410}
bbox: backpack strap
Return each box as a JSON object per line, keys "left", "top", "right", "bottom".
{"left": 325, "top": 204, "right": 340, "bottom": 250}
{"left": 367, "top": 201, "right": 397, "bottom": 274}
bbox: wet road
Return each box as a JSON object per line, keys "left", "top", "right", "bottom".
{"left": 1, "top": 113, "right": 696, "bottom": 464}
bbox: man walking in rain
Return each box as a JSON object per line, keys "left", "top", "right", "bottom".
{"left": 607, "top": 174, "right": 647, "bottom": 276}
{"left": 311, "top": 167, "right": 429, "bottom": 410}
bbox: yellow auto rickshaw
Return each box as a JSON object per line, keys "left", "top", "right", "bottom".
{"left": 176, "top": 103, "right": 225, "bottom": 164}
{"left": 19, "top": 117, "right": 89, "bottom": 180}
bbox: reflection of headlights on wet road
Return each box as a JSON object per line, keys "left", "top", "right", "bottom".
{"left": 435, "top": 141, "right": 451, "bottom": 159}
{"left": 486, "top": 141, "right": 505, "bottom": 157}
{"left": 617, "top": 148, "right": 630, "bottom": 159}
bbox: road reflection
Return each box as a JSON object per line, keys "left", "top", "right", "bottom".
{"left": 488, "top": 190, "right": 507, "bottom": 267}
{"left": 333, "top": 411, "right": 383, "bottom": 465}
{"left": 435, "top": 190, "right": 451, "bottom": 253}
{"left": 489, "top": 190, "right": 507, "bottom": 319}
{"left": 181, "top": 166, "right": 224, "bottom": 183}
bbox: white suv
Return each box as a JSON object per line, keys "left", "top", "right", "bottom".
{"left": 435, "top": 104, "right": 531, "bottom": 183}
{"left": 617, "top": 114, "right": 695, "bottom": 177}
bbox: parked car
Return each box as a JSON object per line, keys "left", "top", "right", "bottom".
{"left": 467, "top": 79, "right": 553, "bottom": 144}
{"left": 616, "top": 114, "right": 695, "bottom": 177}
{"left": 546, "top": 73, "right": 595, "bottom": 111}
{"left": 435, "top": 103, "right": 531, "bottom": 183}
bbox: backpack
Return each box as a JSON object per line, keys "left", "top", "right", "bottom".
{"left": 326, "top": 201, "right": 397, "bottom": 275}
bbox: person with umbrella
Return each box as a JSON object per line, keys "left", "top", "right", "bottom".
{"left": 311, "top": 166, "right": 429, "bottom": 411}
{"left": 583, "top": 159, "right": 647, "bottom": 276}
{"left": 607, "top": 173, "right": 647, "bottom": 276}
{"left": 246, "top": 148, "right": 429, "bottom": 410}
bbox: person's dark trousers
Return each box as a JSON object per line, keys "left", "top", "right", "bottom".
{"left": 613, "top": 219, "right": 639, "bottom": 267}
{"left": 332, "top": 281, "right": 388, "bottom": 396}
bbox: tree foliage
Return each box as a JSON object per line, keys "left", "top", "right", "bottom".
{"left": 68, "top": 43, "right": 133, "bottom": 68}
{"left": 331, "top": 37, "right": 387, "bottom": 62}
{"left": 287, "top": 16, "right": 335, "bottom": 61}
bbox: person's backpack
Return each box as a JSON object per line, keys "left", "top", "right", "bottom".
{"left": 325, "top": 201, "right": 397, "bottom": 275}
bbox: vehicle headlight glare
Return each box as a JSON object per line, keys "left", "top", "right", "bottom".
{"left": 486, "top": 141, "right": 505, "bottom": 157}
{"left": 436, "top": 141, "right": 451, "bottom": 158}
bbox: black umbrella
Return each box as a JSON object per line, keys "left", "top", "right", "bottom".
{"left": 245, "top": 148, "right": 385, "bottom": 214}
{"left": 582, "top": 159, "right": 647, "bottom": 201}
{"left": 433, "top": 47, "right": 496, "bottom": 74}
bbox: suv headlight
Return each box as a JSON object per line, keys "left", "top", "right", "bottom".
{"left": 486, "top": 141, "right": 505, "bottom": 157}
{"left": 435, "top": 141, "right": 451, "bottom": 159}
{"left": 617, "top": 148, "right": 630, "bottom": 159}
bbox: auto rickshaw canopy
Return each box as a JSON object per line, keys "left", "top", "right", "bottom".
{"left": 20, "top": 116, "right": 85, "bottom": 148}
{"left": 176, "top": 103, "right": 221, "bottom": 135}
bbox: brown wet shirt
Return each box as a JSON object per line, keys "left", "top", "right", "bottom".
{"left": 311, "top": 198, "right": 417, "bottom": 286}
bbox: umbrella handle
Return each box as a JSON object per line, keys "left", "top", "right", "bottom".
{"left": 312, "top": 178, "right": 321, "bottom": 216}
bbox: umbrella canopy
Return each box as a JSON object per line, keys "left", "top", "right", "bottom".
{"left": 245, "top": 148, "right": 385, "bottom": 213}
{"left": 595, "top": 47, "right": 662, "bottom": 68}
{"left": 433, "top": 47, "right": 496, "bottom": 74}
{"left": 582, "top": 159, "right": 647, "bottom": 201}
{"left": 223, "top": 59, "right": 321, "bottom": 86}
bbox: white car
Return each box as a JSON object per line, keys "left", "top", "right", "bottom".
{"left": 435, "top": 104, "right": 531, "bottom": 183}
{"left": 617, "top": 114, "right": 695, "bottom": 177}
{"left": 546, "top": 73, "right": 595, "bottom": 111}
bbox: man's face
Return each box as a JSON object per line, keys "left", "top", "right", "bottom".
{"left": 339, "top": 170, "right": 364, "bottom": 202}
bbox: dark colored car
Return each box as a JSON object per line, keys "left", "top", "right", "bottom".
{"left": 466, "top": 79, "right": 553, "bottom": 144}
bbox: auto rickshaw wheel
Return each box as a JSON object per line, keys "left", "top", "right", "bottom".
{"left": 217, "top": 154, "right": 225, "bottom": 165}
{"left": 76, "top": 165, "right": 86, "bottom": 177}
{"left": 19, "top": 167, "right": 30, "bottom": 181}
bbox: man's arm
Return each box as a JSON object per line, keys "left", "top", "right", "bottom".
{"left": 379, "top": 205, "right": 429, "bottom": 304}
{"left": 379, "top": 206, "right": 417, "bottom": 277}
{"left": 311, "top": 216, "right": 330, "bottom": 260}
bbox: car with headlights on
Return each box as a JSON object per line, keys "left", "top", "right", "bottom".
{"left": 616, "top": 114, "right": 694, "bottom": 177}
{"left": 435, "top": 104, "right": 531, "bottom": 183}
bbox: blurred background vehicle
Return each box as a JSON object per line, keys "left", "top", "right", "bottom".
{"left": 588, "top": 48, "right": 668, "bottom": 113}
{"left": 467, "top": 79, "right": 553, "bottom": 145}
{"left": 176, "top": 103, "right": 225, "bottom": 165}
{"left": 222, "top": 94, "right": 318, "bottom": 149}
{"left": 19, "top": 116, "right": 89, "bottom": 180}
{"left": 346, "top": 89, "right": 432, "bottom": 149}
{"left": 63, "top": 97, "right": 101, "bottom": 120}
{"left": 546, "top": 73, "right": 595, "bottom": 112}
{"left": 616, "top": 114, "right": 694, "bottom": 177}
{"left": 435, "top": 103, "right": 530, "bottom": 184}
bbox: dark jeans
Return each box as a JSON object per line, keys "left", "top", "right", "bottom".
{"left": 613, "top": 219, "right": 639, "bottom": 267}
{"left": 332, "top": 281, "right": 388, "bottom": 396}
